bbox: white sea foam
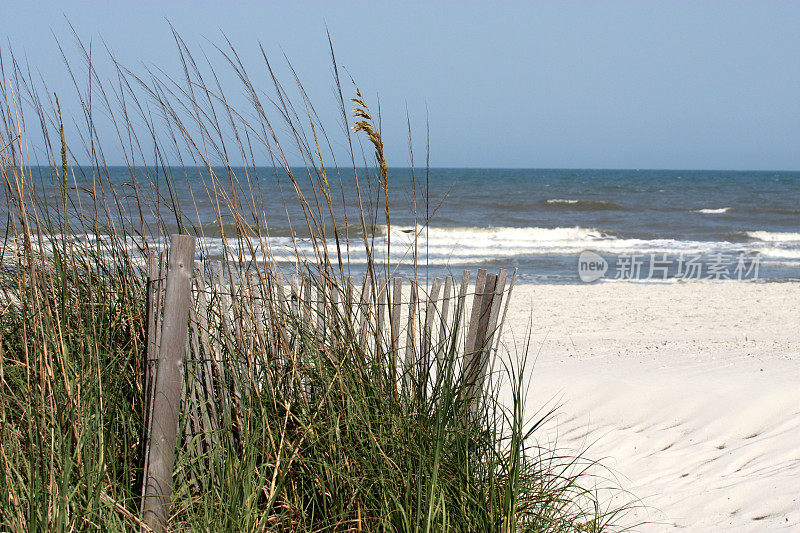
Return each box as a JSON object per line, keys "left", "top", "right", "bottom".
{"left": 544, "top": 198, "right": 625, "bottom": 210}
{"left": 756, "top": 248, "right": 800, "bottom": 259}
{"left": 366, "top": 226, "right": 800, "bottom": 261}
{"left": 140, "top": 226, "right": 800, "bottom": 264}
{"left": 546, "top": 198, "right": 580, "bottom": 205}
{"left": 385, "top": 225, "right": 607, "bottom": 244}
{"left": 746, "top": 231, "right": 800, "bottom": 242}
{"left": 694, "top": 207, "right": 730, "bottom": 214}
{"left": 23, "top": 227, "right": 800, "bottom": 269}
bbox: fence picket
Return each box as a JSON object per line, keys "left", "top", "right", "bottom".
{"left": 421, "top": 277, "right": 443, "bottom": 394}
{"left": 423, "top": 278, "right": 443, "bottom": 354}
{"left": 358, "top": 272, "right": 371, "bottom": 347}
{"left": 486, "top": 269, "right": 507, "bottom": 348}
{"left": 376, "top": 278, "right": 387, "bottom": 349}
{"left": 142, "top": 234, "right": 195, "bottom": 532}
{"left": 456, "top": 270, "right": 471, "bottom": 353}
{"left": 465, "top": 269, "right": 487, "bottom": 356}
{"left": 439, "top": 275, "right": 453, "bottom": 345}
{"left": 391, "top": 277, "right": 402, "bottom": 386}
{"left": 463, "top": 272, "right": 497, "bottom": 414}
{"left": 140, "top": 253, "right": 163, "bottom": 517}
{"left": 435, "top": 275, "right": 454, "bottom": 371}
{"left": 404, "top": 280, "right": 418, "bottom": 395}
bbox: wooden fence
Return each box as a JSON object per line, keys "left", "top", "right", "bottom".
{"left": 139, "top": 234, "right": 517, "bottom": 531}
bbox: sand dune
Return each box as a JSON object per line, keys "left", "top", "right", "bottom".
{"left": 499, "top": 281, "right": 800, "bottom": 531}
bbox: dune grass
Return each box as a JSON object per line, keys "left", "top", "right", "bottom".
{"left": 0, "top": 31, "right": 634, "bottom": 531}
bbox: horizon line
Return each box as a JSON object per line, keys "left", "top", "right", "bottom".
{"left": 27, "top": 164, "right": 800, "bottom": 173}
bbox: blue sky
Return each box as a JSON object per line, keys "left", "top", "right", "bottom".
{"left": 2, "top": 1, "right": 799, "bottom": 170}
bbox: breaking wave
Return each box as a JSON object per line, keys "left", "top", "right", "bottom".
{"left": 694, "top": 207, "right": 730, "bottom": 214}
{"left": 745, "top": 231, "right": 800, "bottom": 242}
{"left": 543, "top": 199, "right": 626, "bottom": 211}
{"left": 18, "top": 226, "right": 800, "bottom": 270}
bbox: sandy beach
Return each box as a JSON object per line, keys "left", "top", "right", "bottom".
{"left": 498, "top": 281, "right": 800, "bottom": 531}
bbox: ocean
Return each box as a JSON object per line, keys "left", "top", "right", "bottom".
{"left": 28, "top": 167, "right": 800, "bottom": 283}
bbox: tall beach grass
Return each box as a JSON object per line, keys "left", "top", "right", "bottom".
{"left": 0, "top": 30, "right": 635, "bottom": 531}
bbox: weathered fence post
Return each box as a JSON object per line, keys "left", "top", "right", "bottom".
{"left": 357, "top": 272, "right": 372, "bottom": 347}
{"left": 390, "top": 277, "right": 402, "bottom": 387}
{"left": 463, "top": 270, "right": 497, "bottom": 415}
{"left": 405, "top": 280, "right": 418, "bottom": 395}
{"left": 144, "top": 253, "right": 165, "bottom": 393}
{"left": 141, "top": 252, "right": 164, "bottom": 509}
{"left": 377, "top": 278, "right": 388, "bottom": 346}
{"left": 456, "top": 270, "right": 471, "bottom": 349}
{"left": 434, "top": 275, "right": 454, "bottom": 377}
{"left": 490, "top": 267, "right": 517, "bottom": 375}
{"left": 420, "top": 277, "right": 443, "bottom": 396}
{"left": 465, "top": 269, "right": 488, "bottom": 357}
{"left": 142, "top": 234, "right": 196, "bottom": 532}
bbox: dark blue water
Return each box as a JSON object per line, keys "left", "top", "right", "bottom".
{"left": 32, "top": 167, "right": 800, "bottom": 282}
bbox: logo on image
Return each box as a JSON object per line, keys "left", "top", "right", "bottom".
{"left": 578, "top": 250, "right": 608, "bottom": 282}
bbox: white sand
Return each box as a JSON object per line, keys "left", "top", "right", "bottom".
{"left": 498, "top": 281, "right": 800, "bottom": 531}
